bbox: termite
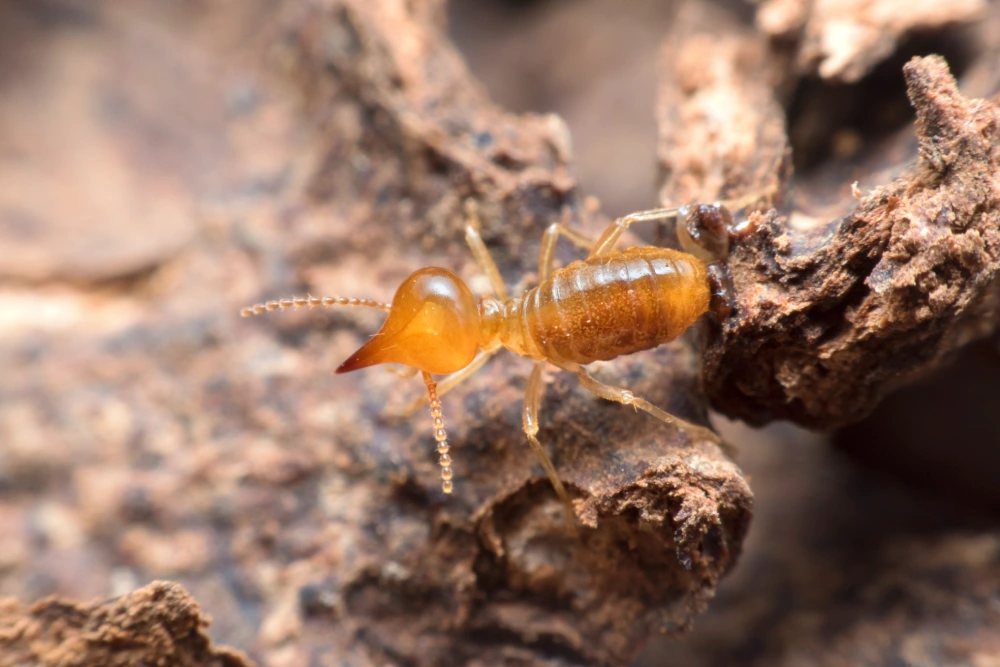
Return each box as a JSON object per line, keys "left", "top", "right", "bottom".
{"left": 241, "top": 200, "right": 737, "bottom": 522}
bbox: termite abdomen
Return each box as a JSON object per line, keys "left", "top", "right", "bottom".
{"left": 520, "top": 246, "right": 710, "bottom": 367}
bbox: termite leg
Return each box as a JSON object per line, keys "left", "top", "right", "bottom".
{"left": 588, "top": 207, "right": 685, "bottom": 258}
{"left": 523, "top": 361, "right": 577, "bottom": 532}
{"left": 539, "top": 221, "right": 596, "bottom": 281}
{"left": 588, "top": 194, "right": 763, "bottom": 260}
{"left": 574, "top": 366, "right": 723, "bottom": 447}
{"left": 395, "top": 201, "right": 510, "bottom": 416}
{"left": 464, "top": 199, "right": 509, "bottom": 302}
{"left": 401, "top": 347, "right": 498, "bottom": 416}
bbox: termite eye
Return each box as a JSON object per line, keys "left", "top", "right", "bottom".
{"left": 337, "top": 267, "right": 481, "bottom": 375}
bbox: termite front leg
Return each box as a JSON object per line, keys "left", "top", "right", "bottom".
{"left": 464, "top": 199, "right": 509, "bottom": 302}
{"left": 523, "top": 361, "right": 577, "bottom": 531}
{"left": 575, "top": 366, "right": 723, "bottom": 446}
{"left": 401, "top": 347, "right": 498, "bottom": 416}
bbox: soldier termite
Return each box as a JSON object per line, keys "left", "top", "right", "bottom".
{"left": 241, "top": 200, "right": 738, "bottom": 525}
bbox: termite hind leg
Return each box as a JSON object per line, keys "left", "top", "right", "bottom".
{"left": 464, "top": 199, "right": 509, "bottom": 302}
{"left": 588, "top": 206, "right": 685, "bottom": 258}
{"left": 575, "top": 366, "right": 724, "bottom": 448}
{"left": 523, "top": 361, "right": 578, "bottom": 533}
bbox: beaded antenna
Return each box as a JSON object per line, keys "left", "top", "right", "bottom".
{"left": 422, "top": 373, "right": 453, "bottom": 493}
{"left": 241, "top": 287, "right": 460, "bottom": 494}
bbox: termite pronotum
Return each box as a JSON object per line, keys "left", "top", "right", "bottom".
{"left": 241, "top": 200, "right": 738, "bottom": 523}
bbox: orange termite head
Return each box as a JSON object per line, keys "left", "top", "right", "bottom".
{"left": 239, "top": 268, "right": 472, "bottom": 495}
{"left": 336, "top": 267, "right": 481, "bottom": 376}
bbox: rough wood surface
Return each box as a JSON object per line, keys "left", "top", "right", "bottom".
{"left": 700, "top": 55, "right": 1000, "bottom": 428}
{"left": 657, "top": 3, "right": 1000, "bottom": 428}
{"left": 0, "top": 0, "right": 998, "bottom": 665}
{"left": 0, "top": 1, "right": 748, "bottom": 665}
{"left": 757, "top": 0, "right": 986, "bottom": 82}
{"left": 0, "top": 582, "right": 250, "bottom": 667}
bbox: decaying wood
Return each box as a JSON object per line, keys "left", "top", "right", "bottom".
{"left": 0, "top": 582, "right": 249, "bottom": 667}
{"left": 0, "top": 0, "right": 998, "bottom": 665}
{"left": 656, "top": 3, "right": 1000, "bottom": 429}
{"left": 271, "top": 3, "right": 752, "bottom": 664}
{"left": 0, "top": 1, "right": 749, "bottom": 665}
{"left": 756, "top": 0, "right": 986, "bottom": 82}
{"left": 677, "top": 54, "right": 999, "bottom": 428}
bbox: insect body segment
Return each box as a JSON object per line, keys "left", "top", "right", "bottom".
{"left": 241, "top": 202, "right": 736, "bottom": 516}
{"left": 514, "top": 248, "right": 710, "bottom": 367}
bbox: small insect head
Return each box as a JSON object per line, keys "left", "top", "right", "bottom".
{"left": 336, "top": 267, "right": 481, "bottom": 375}
{"left": 240, "top": 265, "right": 482, "bottom": 496}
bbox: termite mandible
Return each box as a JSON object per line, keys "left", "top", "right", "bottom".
{"left": 241, "top": 199, "right": 739, "bottom": 523}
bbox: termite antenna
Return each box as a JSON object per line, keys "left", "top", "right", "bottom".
{"left": 240, "top": 295, "right": 391, "bottom": 317}
{"left": 422, "top": 371, "right": 453, "bottom": 494}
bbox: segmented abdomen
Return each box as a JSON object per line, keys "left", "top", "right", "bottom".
{"left": 513, "top": 247, "right": 710, "bottom": 366}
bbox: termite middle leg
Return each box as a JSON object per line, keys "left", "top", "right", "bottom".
{"left": 575, "top": 366, "right": 722, "bottom": 445}
{"left": 523, "top": 361, "right": 577, "bottom": 528}
{"left": 539, "top": 221, "right": 596, "bottom": 281}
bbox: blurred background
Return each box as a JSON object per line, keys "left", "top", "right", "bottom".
{"left": 1, "top": 0, "right": 999, "bottom": 665}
